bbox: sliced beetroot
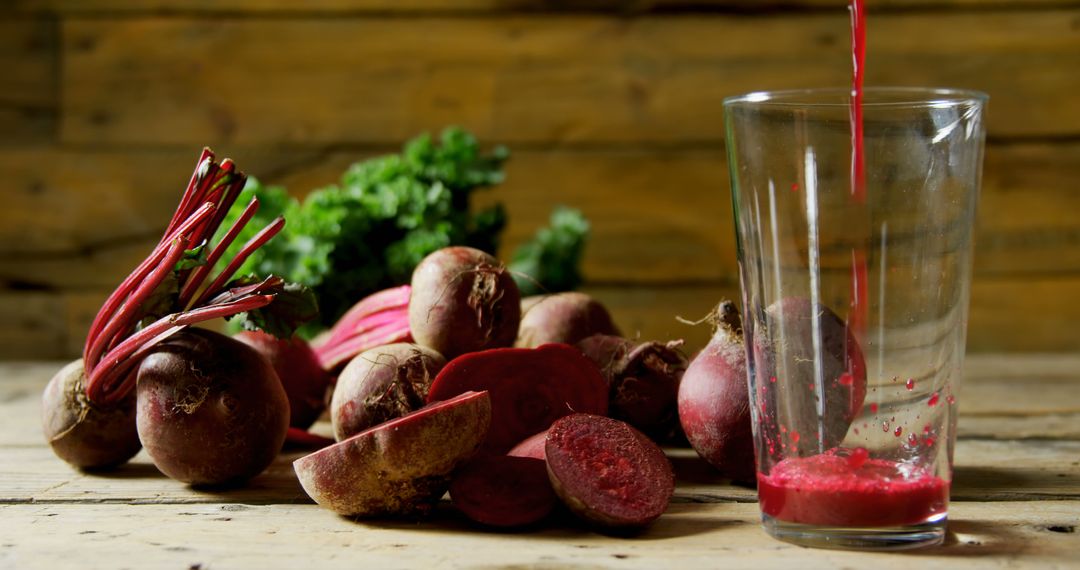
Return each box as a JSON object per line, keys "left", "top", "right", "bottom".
{"left": 330, "top": 343, "right": 446, "bottom": 441}
{"left": 577, "top": 334, "right": 686, "bottom": 439}
{"left": 235, "top": 330, "right": 331, "bottom": 430}
{"left": 426, "top": 344, "right": 608, "bottom": 453}
{"left": 677, "top": 301, "right": 755, "bottom": 482}
{"left": 758, "top": 297, "right": 867, "bottom": 452}
{"left": 516, "top": 292, "right": 620, "bottom": 348}
{"left": 507, "top": 430, "right": 548, "bottom": 460}
{"left": 294, "top": 390, "right": 490, "bottom": 517}
{"left": 450, "top": 454, "right": 556, "bottom": 528}
{"left": 42, "top": 359, "right": 141, "bottom": 470}
{"left": 408, "top": 246, "right": 521, "bottom": 360}
{"left": 545, "top": 414, "right": 674, "bottom": 529}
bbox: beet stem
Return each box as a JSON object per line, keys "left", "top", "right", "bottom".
{"left": 317, "top": 285, "right": 411, "bottom": 349}
{"left": 163, "top": 148, "right": 213, "bottom": 238}
{"left": 193, "top": 216, "right": 285, "bottom": 307}
{"left": 315, "top": 321, "right": 412, "bottom": 371}
{"left": 178, "top": 197, "right": 260, "bottom": 307}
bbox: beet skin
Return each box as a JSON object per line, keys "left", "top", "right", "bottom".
{"left": 136, "top": 329, "right": 290, "bottom": 486}
{"left": 516, "top": 292, "right": 620, "bottom": 348}
{"left": 235, "top": 330, "right": 331, "bottom": 430}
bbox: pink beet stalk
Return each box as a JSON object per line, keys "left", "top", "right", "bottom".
{"left": 81, "top": 149, "right": 291, "bottom": 407}
{"left": 313, "top": 285, "right": 413, "bottom": 371}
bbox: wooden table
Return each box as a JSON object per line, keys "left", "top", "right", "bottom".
{"left": 3, "top": 356, "right": 1078, "bottom": 569}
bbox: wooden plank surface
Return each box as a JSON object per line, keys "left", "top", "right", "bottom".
{"left": 58, "top": 11, "right": 1080, "bottom": 145}
{"left": 2, "top": 357, "right": 1078, "bottom": 567}
{"left": 11, "top": 0, "right": 1080, "bottom": 13}
{"left": 0, "top": 19, "right": 56, "bottom": 144}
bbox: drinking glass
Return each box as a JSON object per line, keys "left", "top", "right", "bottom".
{"left": 723, "top": 87, "right": 987, "bottom": 550}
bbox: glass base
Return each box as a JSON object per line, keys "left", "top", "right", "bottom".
{"left": 762, "top": 513, "right": 947, "bottom": 551}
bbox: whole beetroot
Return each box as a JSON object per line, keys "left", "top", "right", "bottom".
{"left": 516, "top": 292, "right": 620, "bottom": 348}
{"left": 41, "top": 359, "right": 141, "bottom": 470}
{"left": 677, "top": 301, "right": 755, "bottom": 482}
{"left": 577, "top": 335, "right": 686, "bottom": 439}
{"left": 758, "top": 297, "right": 867, "bottom": 453}
{"left": 136, "top": 328, "right": 290, "bottom": 486}
{"left": 234, "top": 330, "right": 331, "bottom": 430}
{"left": 330, "top": 343, "right": 446, "bottom": 441}
{"left": 408, "top": 246, "right": 521, "bottom": 360}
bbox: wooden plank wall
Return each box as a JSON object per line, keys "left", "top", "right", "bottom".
{"left": 2, "top": 0, "right": 1079, "bottom": 359}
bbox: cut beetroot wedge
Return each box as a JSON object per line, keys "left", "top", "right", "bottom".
{"left": 294, "top": 390, "right": 490, "bottom": 517}
{"left": 450, "top": 455, "right": 556, "bottom": 528}
{"left": 545, "top": 414, "right": 674, "bottom": 529}
{"left": 426, "top": 344, "right": 608, "bottom": 454}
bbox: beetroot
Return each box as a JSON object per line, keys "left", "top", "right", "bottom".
{"left": 408, "top": 246, "right": 521, "bottom": 360}
{"left": 136, "top": 329, "right": 290, "bottom": 486}
{"left": 426, "top": 344, "right": 608, "bottom": 453}
{"left": 516, "top": 292, "right": 620, "bottom": 348}
{"left": 330, "top": 343, "right": 446, "bottom": 441}
{"left": 294, "top": 390, "right": 491, "bottom": 517}
{"left": 41, "top": 360, "right": 141, "bottom": 470}
{"left": 757, "top": 297, "right": 867, "bottom": 452}
{"left": 677, "top": 301, "right": 755, "bottom": 482}
{"left": 545, "top": 414, "right": 674, "bottom": 529}
{"left": 577, "top": 335, "right": 686, "bottom": 439}
{"left": 235, "top": 331, "right": 330, "bottom": 429}
{"left": 450, "top": 454, "right": 557, "bottom": 528}
{"left": 507, "top": 430, "right": 548, "bottom": 460}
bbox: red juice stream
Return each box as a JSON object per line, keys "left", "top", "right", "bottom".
{"left": 757, "top": 0, "right": 950, "bottom": 528}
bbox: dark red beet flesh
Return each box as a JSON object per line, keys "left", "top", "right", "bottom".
{"left": 516, "top": 292, "right": 620, "bottom": 348}
{"left": 677, "top": 301, "right": 755, "bottom": 482}
{"left": 42, "top": 359, "right": 141, "bottom": 470}
{"left": 426, "top": 344, "right": 608, "bottom": 454}
{"left": 136, "top": 328, "right": 290, "bottom": 486}
{"left": 234, "top": 330, "right": 330, "bottom": 429}
{"left": 330, "top": 343, "right": 446, "bottom": 441}
{"left": 577, "top": 334, "right": 686, "bottom": 439}
{"left": 450, "top": 454, "right": 557, "bottom": 528}
{"left": 545, "top": 414, "right": 674, "bottom": 528}
{"left": 408, "top": 246, "right": 521, "bottom": 360}
{"left": 758, "top": 297, "right": 867, "bottom": 453}
{"left": 294, "top": 391, "right": 491, "bottom": 517}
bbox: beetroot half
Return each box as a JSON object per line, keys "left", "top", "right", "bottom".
{"left": 41, "top": 359, "right": 141, "bottom": 470}
{"left": 426, "top": 344, "right": 608, "bottom": 453}
{"left": 330, "top": 343, "right": 446, "bottom": 441}
{"left": 677, "top": 301, "right": 754, "bottom": 482}
{"left": 294, "top": 390, "right": 491, "bottom": 517}
{"left": 136, "top": 328, "right": 290, "bottom": 486}
{"left": 577, "top": 334, "right": 686, "bottom": 439}
{"left": 757, "top": 297, "right": 868, "bottom": 452}
{"left": 450, "top": 454, "right": 557, "bottom": 528}
{"left": 234, "top": 330, "right": 331, "bottom": 429}
{"left": 545, "top": 414, "right": 675, "bottom": 529}
{"left": 408, "top": 246, "right": 521, "bottom": 360}
{"left": 515, "top": 292, "right": 620, "bottom": 348}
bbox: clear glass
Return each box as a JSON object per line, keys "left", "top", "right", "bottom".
{"left": 724, "top": 88, "right": 987, "bottom": 550}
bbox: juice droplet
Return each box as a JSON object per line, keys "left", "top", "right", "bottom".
{"left": 791, "top": 431, "right": 801, "bottom": 443}
{"left": 847, "top": 447, "right": 870, "bottom": 469}
{"left": 925, "top": 436, "right": 936, "bottom": 446}
{"left": 869, "top": 403, "right": 879, "bottom": 413}
{"left": 780, "top": 425, "right": 787, "bottom": 434}
{"left": 908, "top": 433, "right": 919, "bottom": 446}
{"left": 838, "top": 372, "right": 854, "bottom": 386}
{"left": 770, "top": 376, "right": 777, "bottom": 383}
{"left": 791, "top": 183, "right": 800, "bottom": 192}
{"left": 924, "top": 424, "right": 932, "bottom": 434}
{"left": 894, "top": 426, "right": 903, "bottom": 437}
{"left": 905, "top": 378, "right": 915, "bottom": 391}
{"left": 881, "top": 421, "right": 890, "bottom": 432}
{"left": 947, "top": 394, "right": 957, "bottom": 405}
{"left": 928, "top": 392, "right": 940, "bottom": 407}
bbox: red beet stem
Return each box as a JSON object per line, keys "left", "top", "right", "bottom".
{"left": 193, "top": 216, "right": 285, "bottom": 307}
{"left": 285, "top": 427, "right": 336, "bottom": 450}
{"left": 315, "top": 320, "right": 412, "bottom": 371}
{"left": 163, "top": 148, "right": 214, "bottom": 237}
{"left": 317, "top": 285, "right": 412, "bottom": 350}
{"left": 178, "top": 197, "right": 260, "bottom": 307}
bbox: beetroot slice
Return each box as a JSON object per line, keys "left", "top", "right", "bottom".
{"left": 293, "top": 390, "right": 490, "bottom": 517}
{"left": 426, "top": 344, "right": 608, "bottom": 454}
{"left": 450, "top": 455, "right": 556, "bottom": 528}
{"left": 507, "top": 430, "right": 548, "bottom": 460}
{"left": 545, "top": 414, "right": 674, "bottom": 529}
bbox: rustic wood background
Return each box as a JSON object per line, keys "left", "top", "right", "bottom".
{"left": 2, "top": 0, "right": 1078, "bottom": 359}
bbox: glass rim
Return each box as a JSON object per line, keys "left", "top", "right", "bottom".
{"left": 722, "top": 87, "right": 988, "bottom": 109}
